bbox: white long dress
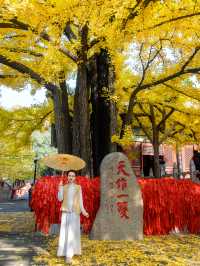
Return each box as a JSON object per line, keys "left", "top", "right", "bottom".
{"left": 57, "top": 184, "right": 87, "bottom": 259}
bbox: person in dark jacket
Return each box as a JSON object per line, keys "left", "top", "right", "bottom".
{"left": 28, "top": 183, "right": 34, "bottom": 211}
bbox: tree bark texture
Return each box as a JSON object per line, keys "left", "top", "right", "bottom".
{"left": 51, "top": 123, "right": 57, "bottom": 148}
{"left": 90, "top": 49, "right": 117, "bottom": 176}
{"left": 150, "top": 105, "right": 161, "bottom": 178}
{"left": 153, "top": 136, "right": 161, "bottom": 178}
{"left": 52, "top": 82, "right": 72, "bottom": 154}
{"left": 72, "top": 25, "right": 91, "bottom": 175}
{"left": 176, "top": 144, "right": 181, "bottom": 178}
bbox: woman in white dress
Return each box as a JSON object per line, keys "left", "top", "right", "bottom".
{"left": 57, "top": 170, "right": 89, "bottom": 263}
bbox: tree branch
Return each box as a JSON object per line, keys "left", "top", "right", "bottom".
{"left": 137, "top": 102, "right": 151, "bottom": 118}
{"left": 158, "top": 102, "right": 200, "bottom": 117}
{"left": 121, "top": 0, "right": 153, "bottom": 29}
{"left": 148, "top": 12, "right": 200, "bottom": 31}
{"left": 159, "top": 120, "right": 186, "bottom": 144}
{"left": 134, "top": 115, "right": 152, "bottom": 142}
{"left": 64, "top": 22, "right": 77, "bottom": 42}
{"left": 135, "top": 41, "right": 163, "bottom": 94}
{"left": 137, "top": 59, "right": 200, "bottom": 92}
{"left": 0, "top": 74, "right": 18, "bottom": 79}
{"left": 157, "top": 107, "right": 175, "bottom": 131}
{"left": 149, "top": 104, "right": 156, "bottom": 127}
{"left": 134, "top": 112, "right": 150, "bottom": 117}
{"left": 126, "top": 48, "right": 200, "bottom": 112}
{"left": 0, "top": 18, "right": 78, "bottom": 62}
{"left": 153, "top": 105, "right": 163, "bottom": 114}
{"left": 0, "top": 54, "right": 57, "bottom": 92}
{"left": 181, "top": 46, "right": 200, "bottom": 72}
{"left": 1, "top": 47, "right": 43, "bottom": 57}
{"left": 163, "top": 82, "right": 200, "bottom": 102}
{"left": 88, "top": 37, "right": 105, "bottom": 50}
{"left": 58, "top": 47, "right": 78, "bottom": 62}
{"left": 191, "top": 128, "right": 198, "bottom": 142}
{"left": 0, "top": 18, "right": 51, "bottom": 41}
{"left": 8, "top": 110, "right": 53, "bottom": 123}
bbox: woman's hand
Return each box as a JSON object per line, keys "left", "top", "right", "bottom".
{"left": 59, "top": 179, "right": 63, "bottom": 186}
{"left": 84, "top": 212, "right": 89, "bottom": 218}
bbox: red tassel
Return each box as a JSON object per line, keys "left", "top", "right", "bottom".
{"left": 31, "top": 176, "right": 200, "bottom": 235}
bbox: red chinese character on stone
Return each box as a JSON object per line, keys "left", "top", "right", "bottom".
{"left": 117, "top": 194, "right": 128, "bottom": 198}
{"left": 117, "top": 160, "right": 130, "bottom": 177}
{"left": 109, "top": 181, "right": 114, "bottom": 189}
{"left": 116, "top": 178, "right": 127, "bottom": 191}
{"left": 116, "top": 201, "right": 129, "bottom": 219}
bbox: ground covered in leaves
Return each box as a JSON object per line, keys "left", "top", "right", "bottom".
{"left": 0, "top": 212, "right": 35, "bottom": 233}
{"left": 34, "top": 234, "right": 200, "bottom": 266}
{"left": 1, "top": 209, "right": 200, "bottom": 266}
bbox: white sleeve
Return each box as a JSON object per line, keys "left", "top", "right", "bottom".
{"left": 57, "top": 186, "right": 64, "bottom": 201}
{"left": 79, "top": 186, "right": 87, "bottom": 215}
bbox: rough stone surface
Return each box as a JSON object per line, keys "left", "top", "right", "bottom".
{"left": 90, "top": 152, "right": 143, "bottom": 240}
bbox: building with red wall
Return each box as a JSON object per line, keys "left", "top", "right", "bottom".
{"left": 125, "top": 142, "right": 196, "bottom": 178}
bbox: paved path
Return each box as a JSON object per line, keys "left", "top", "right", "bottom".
{"left": 0, "top": 200, "right": 29, "bottom": 212}
{"left": 0, "top": 199, "right": 49, "bottom": 266}
{"left": 0, "top": 232, "right": 49, "bottom": 266}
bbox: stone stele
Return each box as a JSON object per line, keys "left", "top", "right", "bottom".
{"left": 90, "top": 152, "right": 143, "bottom": 240}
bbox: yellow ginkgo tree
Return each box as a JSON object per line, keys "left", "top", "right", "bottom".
{"left": 119, "top": 85, "right": 200, "bottom": 177}
{"left": 0, "top": 0, "right": 200, "bottom": 175}
{"left": 0, "top": 103, "right": 53, "bottom": 180}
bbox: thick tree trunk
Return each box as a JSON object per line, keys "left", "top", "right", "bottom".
{"left": 72, "top": 74, "right": 81, "bottom": 157}
{"left": 73, "top": 64, "right": 91, "bottom": 175}
{"left": 52, "top": 82, "right": 72, "bottom": 154}
{"left": 108, "top": 55, "right": 118, "bottom": 153}
{"left": 153, "top": 133, "right": 161, "bottom": 178}
{"left": 51, "top": 123, "right": 57, "bottom": 147}
{"left": 176, "top": 143, "right": 181, "bottom": 178}
{"left": 149, "top": 105, "right": 161, "bottom": 178}
{"left": 90, "top": 49, "right": 117, "bottom": 176}
{"left": 72, "top": 25, "right": 91, "bottom": 175}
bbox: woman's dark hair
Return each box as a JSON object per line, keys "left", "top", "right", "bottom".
{"left": 66, "top": 170, "right": 76, "bottom": 176}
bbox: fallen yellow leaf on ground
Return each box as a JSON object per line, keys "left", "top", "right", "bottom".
{"left": 35, "top": 234, "right": 200, "bottom": 266}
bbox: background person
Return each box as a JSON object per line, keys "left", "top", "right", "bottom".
{"left": 190, "top": 151, "right": 200, "bottom": 184}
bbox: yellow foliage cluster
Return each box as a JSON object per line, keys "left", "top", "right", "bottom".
{"left": 0, "top": 0, "right": 199, "bottom": 85}
{"left": 0, "top": 0, "right": 200, "bottom": 150}
{"left": 0, "top": 102, "right": 53, "bottom": 179}
{"left": 142, "top": 86, "right": 200, "bottom": 142}
{"left": 112, "top": 126, "right": 133, "bottom": 148}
